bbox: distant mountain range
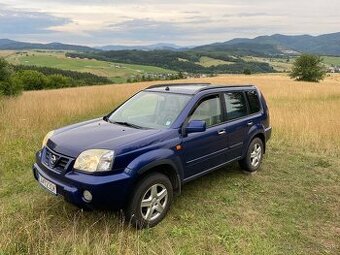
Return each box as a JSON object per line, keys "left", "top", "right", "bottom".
{"left": 96, "top": 43, "right": 189, "bottom": 51}
{"left": 0, "top": 39, "right": 96, "bottom": 52}
{"left": 193, "top": 32, "right": 340, "bottom": 56}
{"left": 1, "top": 32, "right": 340, "bottom": 56}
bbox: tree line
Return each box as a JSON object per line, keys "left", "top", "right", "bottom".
{"left": 65, "top": 50, "right": 275, "bottom": 74}
{"left": 0, "top": 58, "right": 111, "bottom": 96}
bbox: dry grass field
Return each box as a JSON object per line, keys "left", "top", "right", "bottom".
{"left": 0, "top": 74, "right": 339, "bottom": 254}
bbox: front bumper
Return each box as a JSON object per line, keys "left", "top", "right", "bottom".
{"left": 33, "top": 162, "right": 134, "bottom": 209}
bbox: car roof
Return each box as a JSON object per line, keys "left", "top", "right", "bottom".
{"left": 145, "top": 83, "right": 256, "bottom": 95}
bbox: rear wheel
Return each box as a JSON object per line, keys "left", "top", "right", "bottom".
{"left": 239, "top": 137, "right": 264, "bottom": 173}
{"left": 125, "top": 172, "right": 173, "bottom": 229}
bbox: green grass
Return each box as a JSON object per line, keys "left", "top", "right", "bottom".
{"left": 242, "top": 56, "right": 293, "bottom": 72}
{"left": 0, "top": 75, "right": 339, "bottom": 254}
{"left": 1, "top": 135, "right": 339, "bottom": 254}
{"left": 196, "top": 56, "right": 233, "bottom": 67}
{"left": 4, "top": 51, "right": 176, "bottom": 82}
{"left": 322, "top": 56, "right": 340, "bottom": 66}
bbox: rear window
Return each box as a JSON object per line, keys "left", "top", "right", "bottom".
{"left": 246, "top": 90, "right": 261, "bottom": 114}
{"left": 224, "top": 92, "right": 248, "bottom": 120}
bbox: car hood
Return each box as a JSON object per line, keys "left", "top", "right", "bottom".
{"left": 47, "top": 118, "right": 162, "bottom": 158}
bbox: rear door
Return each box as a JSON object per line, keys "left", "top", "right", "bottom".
{"left": 223, "top": 91, "right": 253, "bottom": 161}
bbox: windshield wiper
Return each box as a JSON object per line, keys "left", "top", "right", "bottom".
{"left": 112, "top": 121, "right": 144, "bottom": 129}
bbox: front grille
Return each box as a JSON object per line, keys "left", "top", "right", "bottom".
{"left": 43, "top": 147, "right": 72, "bottom": 172}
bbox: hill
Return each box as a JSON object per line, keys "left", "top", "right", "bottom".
{"left": 4, "top": 51, "right": 177, "bottom": 83}
{"left": 66, "top": 50, "right": 274, "bottom": 74}
{"left": 2, "top": 32, "right": 340, "bottom": 56}
{"left": 97, "top": 43, "right": 188, "bottom": 51}
{"left": 0, "top": 39, "right": 96, "bottom": 52}
{"left": 194, "top": 32, "right": 340, "bottom": 56}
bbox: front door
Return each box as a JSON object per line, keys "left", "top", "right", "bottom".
{"left": 181, "top": 94, "right": 228, "bottom": 178}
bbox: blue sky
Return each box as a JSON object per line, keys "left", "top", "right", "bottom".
{"left": 0, "top": 0, "right": 339, "bottom": 46}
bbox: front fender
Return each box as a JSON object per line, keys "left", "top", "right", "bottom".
{"left": 125, "top": 149, "right": 183, "bottom": 179}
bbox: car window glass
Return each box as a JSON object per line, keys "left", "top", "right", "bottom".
{"left": 246, "top": 90, "right": 261, "bottom": 113}
{"left": 189, "top": 95, "right": 222, "bottom": 127}
{"left": 224, "top": 92, "right": 248, "bottom": 120}
{"left": 110, "top": 91, "right": 191, "bottom": 129}
{"left": 121, "top": 93, "right": 158, "bottom": 118}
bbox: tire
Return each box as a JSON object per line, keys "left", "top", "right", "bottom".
{"left": 238, "top": 137, "right": 264, "bottom": 173}
{"left": 125, "top": 172, "right": 173, "bottom": 229}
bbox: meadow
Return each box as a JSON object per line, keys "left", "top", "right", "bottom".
{"left": 0, "top": 74, "right": 339, "bottom": 254}
{"left": 322, "top": 56, "right": 340, "bottom": 66}
{"left": 241, "top": 56, "right": 293, "bottom": 72}
{"left": 4, "top": 51, "right": 176, "bottom": 83}
{"left": 196, "top": 56, "right": 233, "bottom": 67}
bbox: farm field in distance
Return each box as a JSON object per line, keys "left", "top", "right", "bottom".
{"left": 322, "top": 55, "right": 340, "bottom": 66}
{"left": 3, "top": 50, "right": 340, "bottom": 84}
{"left": 241, "top": 56, "right": 294, "bottom": 72}
{"left": 0, "top": 74, "right": 339, "bottom": 254}
{"left": 195, "top": 56, "right": 234, "bottom": 67}
{"left": 4, "top": 50, "right": 177, "bottom": 83}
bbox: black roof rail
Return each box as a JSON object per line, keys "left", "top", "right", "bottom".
{"left": 146, "top": 83, "right": 211, "bottom": 89}
{"left": 197, "top": 84, "right": 255, "bottom": 91}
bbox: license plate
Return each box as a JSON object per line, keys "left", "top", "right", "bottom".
{"left": 39, "top": 174, "right": 57, "bottom": 195}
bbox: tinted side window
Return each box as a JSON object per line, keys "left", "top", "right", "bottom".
{"left": 189, "top": 95, "right": 222, "bottom": 127}
{"left": 224, "top": 92, "right": 248, "bottom": 120}
{"left": 246, "top": 90, "right": 261, "bottom": 114}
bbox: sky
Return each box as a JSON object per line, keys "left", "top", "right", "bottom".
{"left": 0, "top": 0, "right": 339, "bottom": 46}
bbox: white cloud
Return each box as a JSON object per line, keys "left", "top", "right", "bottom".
{"left": 0, "top": 0, "right": 339, "bottom": 45}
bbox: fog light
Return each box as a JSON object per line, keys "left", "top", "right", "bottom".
{"left": 83, "top": 190, "right": 92, "bottom": 202}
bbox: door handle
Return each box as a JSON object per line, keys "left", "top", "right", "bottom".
{"left": 247, "top": 121, "right": 254, "bottom": 126}
{"left": 218, "top": 129, "right": 226, "bottom": 135}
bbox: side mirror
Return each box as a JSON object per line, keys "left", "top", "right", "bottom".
{"left": 186, "top": 120, "right": 206, "bottom": 134}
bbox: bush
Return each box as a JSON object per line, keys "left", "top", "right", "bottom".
{"left": 243, "top": 68, "right": 252, "bottom": 75}
{"left": 13, "top": 65, "right": 111, "bottom": 85}
{"left": 0, "top": 58, "right": 23, "bottom": 96}
{"left": 12, "top": 70, "right": 48, "bottom": 90}
{"left": 290, "top": 54, "right": 326, "bottom": 82}
{"left": 0, "top": 80, "right": 23, "bottom": 96}
{"left": 47, "top": 74, "right": 74, "bottom": 89}
{"left": 0, "top": 58, "right": 13, "bottom": 81}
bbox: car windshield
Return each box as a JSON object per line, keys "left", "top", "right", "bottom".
{"left": 108, "top": 91, "right": 192, "bottom": 129}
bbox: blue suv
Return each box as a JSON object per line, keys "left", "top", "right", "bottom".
{"left": 33, "top": 83, "right": 271, "bottom": 228}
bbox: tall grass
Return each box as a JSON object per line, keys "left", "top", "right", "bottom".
{"left": 1, "top": 74, "right": 339, "bottom": 155}
{"left": 0, "top": 74, "right": 339, "bottom": 254}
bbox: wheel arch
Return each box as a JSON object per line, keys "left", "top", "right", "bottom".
{"left": 137, "top": 160, "right": 182, "bottom": 195}
{"left": 253, "top": 133, "right": 266, "bottom": 153}
{"left": 242, "top": 130, "right": 266, "bottom": 158}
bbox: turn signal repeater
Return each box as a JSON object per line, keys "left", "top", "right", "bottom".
{"left": 175, "top": 144, "right": 182, "bottom": 151}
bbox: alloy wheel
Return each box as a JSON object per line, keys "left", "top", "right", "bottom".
{"left": 140, "top": 184, "right": 168, "bottom": 221}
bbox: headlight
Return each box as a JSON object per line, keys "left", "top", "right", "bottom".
{"left": 42, "top": 131, "right": 55, "bottom": 148}
{"left": 74, "top": 149, "right": 114, "bottom": 173}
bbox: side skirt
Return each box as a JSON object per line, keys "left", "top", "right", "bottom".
{"left": 182, "top": 156, "right": 242, "bottom": 184}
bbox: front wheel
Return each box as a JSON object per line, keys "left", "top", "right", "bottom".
{"left": 239, "top": 137, "right": 264, "bottom": 173}
{"left": 125, "top": 173, "right": 173, "bottom": 229}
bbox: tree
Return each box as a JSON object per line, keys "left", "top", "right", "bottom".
{"left": 290, "top": 54, "right": 326, "bottom": 82}
{"left": 12, "top": 70, "right": 48, "bottom": 90}
{"left": 47, "top": 74, "right": 74, "bottom": 88}
{"left": 0, "top": 58, "right": 23, "bottom": 96}
{"left": 243, "top": 68, "right": 252, "bottom": 75}
{"left": 0, "top": 58, "right": 13, "bottom": 81}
